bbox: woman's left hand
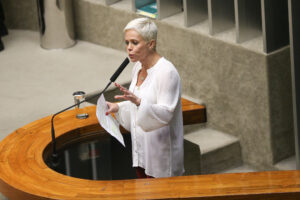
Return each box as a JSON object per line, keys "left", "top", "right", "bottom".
{"left": 114, "top": 82, "right": 141, "bottom": 106}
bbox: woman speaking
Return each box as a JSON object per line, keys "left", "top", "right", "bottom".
{"left": 106, "top": 18, "right": 184, "bottom": 178}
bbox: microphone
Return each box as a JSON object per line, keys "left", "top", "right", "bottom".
{"left": 110, "top": 57, "right": 129, "bottom": 82}
{"left": 50, "top": 57, "right": 130, "bottom": 167}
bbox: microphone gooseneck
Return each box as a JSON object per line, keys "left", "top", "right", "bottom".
{"left": 50, "top": 58, "right": 130, "bottom": 167}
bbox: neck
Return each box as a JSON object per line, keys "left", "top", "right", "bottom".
{"left": 140, "top": 52, "right": 161, "bottom": 70}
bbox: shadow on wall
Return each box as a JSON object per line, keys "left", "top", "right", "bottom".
{"left": 184, "top": 139, "right": 201, "bottom": 175}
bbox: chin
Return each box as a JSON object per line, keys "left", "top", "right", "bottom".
{"left": 129, "top": 57, "right": 138, "bottom": 62}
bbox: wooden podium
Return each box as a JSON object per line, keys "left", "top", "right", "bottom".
{"left": 0, "top": 99, "right": 300, "bottom": 199}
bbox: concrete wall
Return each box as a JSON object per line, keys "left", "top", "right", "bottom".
{"left": 2, "top": 0, "right": 295, "bottom": 170}
{"left": 2, "top": 0, "right": 38, "bottom": 30}
{"left": 267, "top": 48, "right": 294, "bottom": 164}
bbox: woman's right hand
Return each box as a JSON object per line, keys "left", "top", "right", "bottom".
{"left": 106, "top": 102, "right": 119, "bottom": 115}
{"left": 114, "top": 82, "right": 141, "bottom": 106}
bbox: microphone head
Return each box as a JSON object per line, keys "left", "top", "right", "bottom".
{"left": 110, "top": 57, "right": 130, "bottom": 82}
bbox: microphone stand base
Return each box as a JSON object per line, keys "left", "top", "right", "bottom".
{"left": 50, "top": 153, "right": 60, "bottom": 169}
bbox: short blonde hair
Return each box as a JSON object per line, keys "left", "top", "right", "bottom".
{"left": 124, "top": 18, "right": 157, "bottom": 42}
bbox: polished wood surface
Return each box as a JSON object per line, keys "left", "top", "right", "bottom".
{"left": 0, "top": 100, "right": 299, "bottom": 199}
{"left": 182, "top": 98, "right": 207, "bottom": 125}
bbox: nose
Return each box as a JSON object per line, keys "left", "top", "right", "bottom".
{"left": 127, "top": 43, "right": 133, "bottom": 51}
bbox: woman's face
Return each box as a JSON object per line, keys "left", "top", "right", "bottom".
{"left": 125, "top": 29, "right": 152, "bottom": 62}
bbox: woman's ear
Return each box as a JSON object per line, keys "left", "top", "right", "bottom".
{"left": 148, "top": 39, "right": 156, "bottom": 50}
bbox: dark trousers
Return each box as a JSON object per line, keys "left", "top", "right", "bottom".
{"left": 135, "top": 167, "right": 154, "bottom": 179}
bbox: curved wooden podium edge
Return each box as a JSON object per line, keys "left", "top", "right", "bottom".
{"left": 0, "top": 103, "right": 300, "bottom": 199}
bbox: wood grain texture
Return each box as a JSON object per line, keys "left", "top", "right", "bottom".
{"left": 0, "top": 100, "right": 299, "bottom": 199}
{"left": 182, "top": 98, "right": 207, "bottom": 125}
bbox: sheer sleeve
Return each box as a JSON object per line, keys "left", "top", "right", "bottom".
{"left": 115, "top": 101, "right": 131, "bottom": 131}
{"left": 137, "top": 67, "right": 181, "bottom": 132}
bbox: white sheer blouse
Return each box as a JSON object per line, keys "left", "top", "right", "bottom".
{"left": 116, "top": 57, "right": 184, "bottom": 178}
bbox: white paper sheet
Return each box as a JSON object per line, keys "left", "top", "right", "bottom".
{"left": 96, "top": 94, "right": 125, "bottom": 147}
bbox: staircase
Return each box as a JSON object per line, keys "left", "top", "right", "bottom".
{"left": 183, "top": 123, "right": 298, "bottom": 175}
{"left": 184, "top": 124, "right": 246, "bottom": 175}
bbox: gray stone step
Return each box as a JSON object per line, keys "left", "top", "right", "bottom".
{"left": 218, "top": 164, "right": 257, "bottom": 174}
{"left": 184, "top": 125, "right": 242, "bottom": 175}
{"left": 219, "top": 155, "right": 297, "bottom": 174}
{"left": 274, "top": 156, "right": 296, "bottom": 171}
